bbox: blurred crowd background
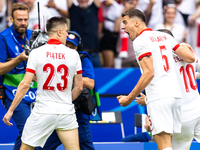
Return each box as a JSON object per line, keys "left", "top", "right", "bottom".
{"left": 0, "top": 0, "right": 199, "bottom": 68}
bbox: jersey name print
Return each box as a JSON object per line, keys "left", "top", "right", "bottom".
{"left": 46, "top": 52, "right": 66, "bottom": 59}
{"left": 133, "top": 29, "right": 182, "bottom": 103}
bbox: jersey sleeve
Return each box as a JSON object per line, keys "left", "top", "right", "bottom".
{"left": 75, "top": 52, "right": 82, "bottom": 75}
{"left": 133, "top": 38, "right": 152, "bottom": 61}
{"left": 25, "top": 51, "right": 37, "bottom": 74}
{"left": 167, "top": 34, "right": 180, "bottom": 51}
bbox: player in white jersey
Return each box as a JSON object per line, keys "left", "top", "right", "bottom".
{"left": 3, "top": 17, "right": 83, "bottom": 150}
{"left": 118, "top": 9, "right": 195, "bottom": 150}
{"left": 172, "top": 48, "right": 200, "bottom": 150}
{"left": 136, "top": 29, "right": 200, "bottom": 150}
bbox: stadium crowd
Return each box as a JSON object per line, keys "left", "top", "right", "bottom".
{"left": 1, "top": 0, "right": 199, "bottom": 68}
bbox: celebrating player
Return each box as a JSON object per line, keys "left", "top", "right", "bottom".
{"left": 117, "top": 9, "right": 195, "bottom": 150}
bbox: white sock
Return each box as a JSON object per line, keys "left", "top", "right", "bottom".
{"left": 163, "top": 148, "right": 173, "bottom": 150}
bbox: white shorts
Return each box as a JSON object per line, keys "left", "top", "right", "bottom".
{"left": 147, "top": 97, "right": 181, "bottom": 136}
{"left": 21, "top": 111, "right": 78, "bottom": 148}
{"left": 172, "top": 116, "right": 200, "bottom": 150}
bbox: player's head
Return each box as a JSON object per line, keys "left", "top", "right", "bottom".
{"left": 121, "top": 9, "right": 146, "bottom": 41}
{"left": 157, "top": 29, "right": 174, "bottom": 37}
{"left": 66, "top": 31, "right": 83, "bottom": 51}
{"left": 46, "top": 17, "right": 68, "bottom": 44}
{"left": 11, "top": 3, "right": 29, "bottom": 35}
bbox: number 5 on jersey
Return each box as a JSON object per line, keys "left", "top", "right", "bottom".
{"left": 159, "top": 45, "right": 170, "bottom": 72}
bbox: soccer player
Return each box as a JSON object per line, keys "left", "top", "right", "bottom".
{"left": 117, "top": 9, "right": 195, "bottom": 150}
{"left": 136, "top": 29, "right": 200, "bottom": 150}
{"left": 3, "top": 17, "right": 83, "bottom": 150}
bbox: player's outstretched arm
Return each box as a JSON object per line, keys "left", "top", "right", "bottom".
{"left": 72, "top": 74, "right": 83, "bottom": 101}
{"left": 2, "top": 72, "right": 34, "bottom": 126}
{"left": 175, "top": 44, "right": 195, "bottom": 63}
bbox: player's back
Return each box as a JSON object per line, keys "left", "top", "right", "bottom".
{"left": 173, "top": 54, "right": 200, "bottom": 123}
{"left": 28, "top": 42, "right": 82, "bottom": 114}
{"left": 133, "top": 30, "right": 182, "bottom": 102}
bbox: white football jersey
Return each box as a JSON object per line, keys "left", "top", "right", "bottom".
{"left": 26, "top": 39, "right": 82, "bottom": 114}
{"left": 133, "top": 29, "right": 182, "bottom": 102}
{"left": 173, "top": 53, "right": 200, "bottom": 123}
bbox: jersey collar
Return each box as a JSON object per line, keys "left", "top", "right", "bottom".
{"left": 139, "top": 28, "right": 153, "bottom": 36}
{"left": 47, "top": 39, "right": 62, "bottom": 45}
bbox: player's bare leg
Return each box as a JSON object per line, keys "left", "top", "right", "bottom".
{"left": 20, "top": 142, "right": 35, "bottom": 150}
{"left": 154, "top": 132, "right": 172, "bottom": 150}
{"left": 102, "top": 50, "right": 114, "bottom": 67}
{"left": 56, "top": 128, "right": 80, "bottom": 150}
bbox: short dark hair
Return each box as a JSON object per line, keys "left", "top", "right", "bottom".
{"left": 157, "top": 29, "right": 174, "bottom": 37}
{"left": 46, "top": 17, "right": 68, "bottom": 33}
{"left": 12, "top": 3, "right": 29, "bottom": 18}
{"left": 121, "top": 8, "right": 146, "bottom": 23}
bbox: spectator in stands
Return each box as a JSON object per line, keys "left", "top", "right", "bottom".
{"left": 174, "top": 0, "right": 195, "bottom": 27}
{"left": 115, "top": 0, "right": 139, "bottom": 68}
{"left": 36, "top": 0, "right": 69, "bottom": 18}
{"left": 115, "top": 0, "right": 154, "bottom": 68}
{"left": 0, "top": 0, "right": 12, "bottom": 32}
{"left": 188, "top": 0, "right": 200, "bottom": 59}
{"left": 137, "top": 0, "right": 163, "bottom": 29}
{"left": 22, "top": 0, "right": 52, "bottom": 30}
{"left": 67, "top": 0, "right": 102, "bottom": 68}
{"left": 154, "top": 3, "right": 186, "bottom": 43}
{"left": 99, "top": 0, "right": 123, "bottom": 67}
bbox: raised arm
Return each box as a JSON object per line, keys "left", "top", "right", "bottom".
{"left": 67, "top": 0, "right": 73, "bottom": 9}
{"left": 175, "top": 44, "right": 195, "bottom": 63}
{"left": 94, "top": 0, "right": 100, "bottom": 8}
{"left": 46, "top": 0, "right": 69, "bottom": 18}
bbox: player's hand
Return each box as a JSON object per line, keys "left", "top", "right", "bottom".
{"left": 117, "top": 95, "right": 131, "bottom": 107}
{"left": 180, "top": 43, "right": 194, "bottom": 52}
{"left": 3, "top": 111, "right": 13, "bottom": 126}
{"left": 144, "top": 124, "right": 151, "bottom": 132}
{"left": 32, "top": 74, "right": 37, "bottom": 82}
{"left": 135, "top": 93, "right": 146, "bottom": 106}
{"left": 18, "top": 51, "right": 28, "bottom": 61}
